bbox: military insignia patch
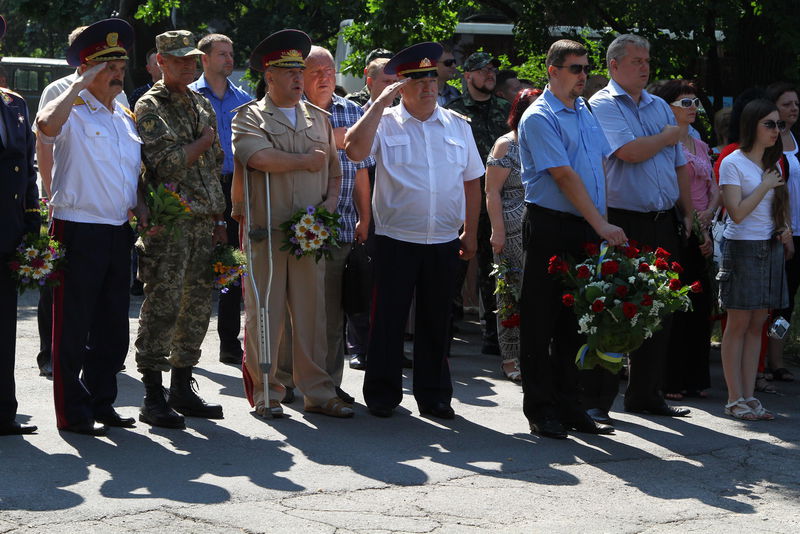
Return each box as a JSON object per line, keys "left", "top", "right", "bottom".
{"left": 141, "top": 119, "right": 156, "bottom": 133}
{"left": 420, "top": 58, "right": 432, "bottom": 68}
{"left": 0, "top": 91, "right": 11, "bottom": 105}
{"left": 183, "top": 37, "right": 189, "bottom": 45}
{"left": 106, "top": 32, "right": 118, "bottom": 46}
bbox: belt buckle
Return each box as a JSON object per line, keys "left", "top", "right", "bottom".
{"left": 653, "top": 210, "right": 665, "bottom": 221}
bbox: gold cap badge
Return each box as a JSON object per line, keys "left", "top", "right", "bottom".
{"left": 183, "top": 37, "right": 189, "bottom": 45}
{"left": 106, "top": 33, "right": 118, "bottom": 47}
{"left": 420, "top": 58, "right": 432, "bottom": 68}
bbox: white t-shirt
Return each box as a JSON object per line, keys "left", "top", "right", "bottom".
{"left": 720, "top": 149, "right": 776, "bottom": 240}
{"left": 278, "top": 107, "right": 296, "bottom": 128}
{"left": 783, "top": 132, "right": 800, "bottom": 235}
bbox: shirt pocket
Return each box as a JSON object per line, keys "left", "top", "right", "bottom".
{"left": 384, "top": 134, "right": 411, "bottom": 165}
{"left": 444, "top": 136, "right": 466, "bottom": 167}
{"left": 304, "top": 127, "right": 328, "bottom": 149}
{"left": 84, "top": 124, "right": 111, "bottom": 161}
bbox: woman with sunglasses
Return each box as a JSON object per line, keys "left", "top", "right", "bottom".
{"left": 764, "top": 82, "right": 799, "bottom": 383}
{"left": 718, "top": 98, "right": 791, "bottom": 420}
{"left": 651, "top": 80, "right": 720, "bottom": 401}
{"left": 485, "top": 87, "right": 542, "bottom": 382}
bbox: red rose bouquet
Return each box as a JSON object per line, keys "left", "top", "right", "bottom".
{"left": 551, "top": 241, "right": 699, "bottom": 373}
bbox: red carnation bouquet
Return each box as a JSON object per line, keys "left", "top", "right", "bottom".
{"left": 550, "top": 241, "right": 699, "bottom": 373}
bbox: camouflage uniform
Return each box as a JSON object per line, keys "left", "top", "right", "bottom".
{"left": 134, "top": 79, "right": 225, "bottom": 372}
{"left": 345, "top": 85, "right": 370, "bottom": 107}
{"left": 446, "top": 74, "right": 510, "bottom": 351}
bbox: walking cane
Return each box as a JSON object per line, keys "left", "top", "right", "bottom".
{"left": 243, "top": 167, "right": 274, "bottom": 418}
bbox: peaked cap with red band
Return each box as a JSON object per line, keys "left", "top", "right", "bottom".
{"left": 66, "top": 18, "right": 133, "bottom": 67}
{"left": 384, "top": 42, "right": 443, "bottom": 78}
{"left": 249, "top": 29, "right": 312, "bottom": 72}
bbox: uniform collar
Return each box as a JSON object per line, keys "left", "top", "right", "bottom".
{"left": 396, "top": 100, "right": 444, "bottom": 124}
{"left": 192, "top": 73, "right": 233, "bottom": 97}
{"left": 79, "top": 88, "right": 117, "bottom": 114}
{"left": 262, "top": 95, "right": 312, "bottom": 131}
{"left": 540, "top": 85, "right": 587, "bottom": 114}
{"left": 607, "top": 78, "right": 653, "bottom": 106}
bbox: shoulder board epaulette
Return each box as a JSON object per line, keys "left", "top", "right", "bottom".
{"left": 446, "top": 109, "right": 471, "bottom": 123}
{"left": 119, "top": 104, "right": 136, "bottom": 123}
{"left": 232, "top": 99, "right": 256, "bottom": 114}
{"left": 0, "top": 87, "right": 23, "bottom": 99}
{"left": 304, "top": 101, "right": 332, "bottom": 117}
{"left": 73, "top": 97, "right": 86, "bottom": 106}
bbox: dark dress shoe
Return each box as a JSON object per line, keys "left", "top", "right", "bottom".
{"left": 130, "top": 279, "right": 144, "bottom": 296}
{"left": 0, "top": 421, "right": 38, "bottom": 435}
{"left": 418, "top": 402, "right": 455, "bottom": 419}
{"left": 566, "top": 414, "right": 615, "bottom": 435}
{"left": 625, "top": 402, "right": 691, "bottom": 417}
{"left": 336, "top": 387, "right": 355, "bottom": 405}
{"left": 368, "top": 406, "right": 393, "bottom": 418}
{"left": 281, "top": 387, "right": 295, "bottom": 404}
{"left": 60, "top": 422, "right": 108, "bottom": 436}
{"left": 586, "top": 408, "right": 613, "bottom": 426}
{"left": 95, "top": 411, "right": 136, "bottom": 428}
{"left": 349, "top": 354, "right": 366, "bottom": 370}
{"left": 39, "top": 360, "right": 53, "bottom": 378}
{"left": 219, "top": 346, "right": 243, "bottom": 364}
{"left": 402, "top": 356, "right": 413, "bottom": 369}
{"left": 530, "top": 418, "right": 568, "bottom": 439}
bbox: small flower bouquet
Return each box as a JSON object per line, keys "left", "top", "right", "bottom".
{"left": 8, "top": 232, "right": 65, "bottom": 295}
{"left": 140, "top": 183, "right": 192, "bottom": 237}
{"left": 279, "top": 205, "right": 341, "bottom": 262}
{"left": 551, "top": 241, "right": 700, "bottom": 373}
{"left": 39, "top": 197, "right": 50, "bottom": 226}
{"left": 211, "top": 245, "right": 247, "bottom": 292}
{"left": 490, "top": 260, "right": 521, "bottom": 328}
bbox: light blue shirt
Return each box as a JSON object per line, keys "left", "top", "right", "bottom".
{"left": 189, "top": 74, "right": 252, "bottom": 175}
{"left": 589, "top": 79, "right": 687, "bottom": 212}
{"left": 518, "top": 86, "right": 610, "bottom": 217}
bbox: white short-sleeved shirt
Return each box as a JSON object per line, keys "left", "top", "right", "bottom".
{"left": 369, "top": 102, "right": 484, "bottom": 244}
{"left": 783, "top": 132, "right": 800, "bottom": 235}
{"left": 37, "top": 89, "right": 141, "bottom": 225}
{"left": 720, "top": 149, "right": 776, "bottom": 240}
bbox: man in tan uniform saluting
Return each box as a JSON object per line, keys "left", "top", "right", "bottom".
{"left": 232, "top": 29, "right": 352, "bottom": 419}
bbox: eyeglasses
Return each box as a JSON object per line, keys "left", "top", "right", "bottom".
{"left": 762, "top": 120, "right": 787, "bottom": 131}
{"left": 553, "top": 64, "right": 592, "bottom": 75}
{"left": 670, "top": 98, "right": 701, "bottom": 109}
{"left": 442, "top": 59, "right": 457, "bottom": 67}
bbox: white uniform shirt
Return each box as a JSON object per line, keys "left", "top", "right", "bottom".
{"left": 369, "top": 102, "right": 484, "bottom": 244}
{"left": 37, "top": 89, "right": 141, "bottom": 225}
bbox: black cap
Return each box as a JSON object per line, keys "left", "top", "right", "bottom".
{"left": 365, "top": 48, "right": 393, "bottom": 65}
{"left": 66, "top": 18, "right": 134, "bottom": 67}
{"left": 384, "top": 42, "right": 443, "bottom": 78}
{"left": 249, "top": 29, "right": 312, "bottom": 72}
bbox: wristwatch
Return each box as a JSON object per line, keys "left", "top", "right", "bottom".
{"left": 214, "top": 220, "right": 227, "bottom": 228}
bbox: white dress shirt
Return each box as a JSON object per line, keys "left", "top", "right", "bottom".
{"left": 369, "top": 102, "right": 484, "bottom": 244}
{"left": 37, "top": 89, "right": 141, "bottom": 225}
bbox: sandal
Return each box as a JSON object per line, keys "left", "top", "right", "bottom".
{"left": 724, "top": 398, "right": 758, "bottom": 421}
{"left": 744, "top": 397, "right": 775, "bottom": 421}
{"left": 305, "top": 397, "right": 354, "bottom": 418}
{"left": 501, "top": 359, "right": 522, "bottom": 384}
{"left": 664, "top": 392, "right": 684, "bottom": 401}
{"left": 755, "top": 374, "right": 778, "bottom": 394}
{"left": 771, "top": 367, "right": 795, "bottom": 382}
{"left": 255, "top": 399, "right": 284, "bottom": 418}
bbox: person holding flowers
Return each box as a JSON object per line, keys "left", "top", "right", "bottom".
{"left": 718, "top": 98, "right": 790, "bottom": 420}
{"left": 517, "top": 39, "right": 625, "bottom": 439}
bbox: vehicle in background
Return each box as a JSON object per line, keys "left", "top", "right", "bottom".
{"left": 0, "top": 57, "right": 73, "bottom": 112}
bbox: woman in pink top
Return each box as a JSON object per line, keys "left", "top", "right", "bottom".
{"left": 651, "top": 80, "right": 720, "bottom": 399}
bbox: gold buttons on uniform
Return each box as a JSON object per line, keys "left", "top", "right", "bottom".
{"left": 14, "top": 166, "right": 19, "bottom": 172}
{"left": 14, "top": 194, "right": 18, "bottom": 199}
{"left": 96, "top": 132, "right": 100, "bottom": 135}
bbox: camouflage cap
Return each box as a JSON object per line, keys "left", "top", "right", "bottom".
{"left": 365, "top": 48, "right": 393, "bottom": 66}
{"left": 463, "top": 51, "right": 500, "bottom": 72}
{"left": 156, "top": 30, "right": 204, "bottom": 57}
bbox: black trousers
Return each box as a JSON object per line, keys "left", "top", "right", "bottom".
{"left": 37, "top": 286, "right": 52, "bottom": 369}
{"left": 217, "top": 173, "right": 242, "bottom": 350}
{"left": 52, "top": 220, "right": 133, "bottom": 428}
{"left": 520, "top": 205, "right": 598, "bottom": 424}
{"left": 579, "top": 207, "right": 681, "bottom": 412}
{"left": 364, "top": 235, "right": 460, "bottom": 409}
{"left": 0, "top": 256, "right": 19, "bottom": 425}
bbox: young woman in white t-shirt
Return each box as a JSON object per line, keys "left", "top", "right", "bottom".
{"left": 718, "top": 98, "right": 791, "bottom": 421}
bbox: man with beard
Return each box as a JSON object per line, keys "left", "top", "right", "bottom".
{"left": 36, "top": 18, "right": 144, "bottom": 436}
{"left": 446, "top": 52, "right": 510, "bottom": 356}
{"left": 189, "top": 34, "right": 252, "bottom": 365}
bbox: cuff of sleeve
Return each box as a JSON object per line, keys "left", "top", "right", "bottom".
{"left": 37, "top": 131, "right": 57, "bottom": 145}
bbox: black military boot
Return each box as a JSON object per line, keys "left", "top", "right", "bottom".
{"left": 139, "top": 370, "right": 185, "bottom": 429}
{"left": 168, "top": 366, "right": 224, "bottom": 419}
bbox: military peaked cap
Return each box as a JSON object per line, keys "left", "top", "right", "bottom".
{"left": 249, "top": 29, "right": 312, "bottom": 72}
{"left": 66, "top": 18, "right": 133, "bottom": 67}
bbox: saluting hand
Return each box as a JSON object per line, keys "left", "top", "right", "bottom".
{"left": 75, "top": 63, "right": 107, "bottom": 90}
{"left": 376, "top": 78, "right": 410, "bottom": 107}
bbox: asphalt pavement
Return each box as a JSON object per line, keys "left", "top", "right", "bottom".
{"left": 2, "top": 290, "right": 799, "bottom": 533}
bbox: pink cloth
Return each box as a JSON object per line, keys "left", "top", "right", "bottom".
{"left": 683, "top": 137, "right": 714, "bottom": 211}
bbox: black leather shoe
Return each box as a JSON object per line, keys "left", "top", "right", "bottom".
{"left": 349, "top": 354, "right": 366, "bottom": 370}
{"left": 530, "top": 418, "right": 568, "bottom": 439}
{"left": 625, "top": 403, "right": 691, "bottom": 417}
{"left": 38, "top": 360, "right": 53, "bottom": 378}
{"left": 368, "top": 406, "right": 393, "bottom": 418}
{"left": 566, "top": 413, "right": 615, "bottom": 435}
{"left": 418, "top": 402, "right": 455, "bottom": 419}
{"left": 95, "top": 411, "right": 136, "bottom": 428}
{"left": 219, "top": 346, "right": 243, "bottom": 365}
{"left": 0, "top": 421, "right": 37, "bottom": 435}
{"left": 60, "top": 422, "right": 108, "bottom": 436}
{"left": 586, "top": 408, "right": 613, "bottom": 426}
{"left": 402, "top": 356, "right": 413, "bottom": 369}
{"left": 281, "top": 387, "right": 295, "bottom": 404}
{"left": 130, "top": 279, "right": 144, "bottom": 296}
{"left": 336, "top": 387, "right": 355, "bottom": 405}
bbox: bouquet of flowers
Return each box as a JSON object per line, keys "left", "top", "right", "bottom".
{"left": 39, "top": 197, "right": 50, "bottom": 226}
{"left": 211, "top": 245, "right": 247, "bottom": 292}
{"left": 140, "top": 183, "right": 192, "bottom": 237}
{"left": 7, "top": 232, "right": 65, "bottom": 295}
{"left": 490, "top": 260, "right": 521, "bottom": 328}
{"left": 551, "top": 241, "right": 700, "bottom": 373}
{"left": 279, "top": 205, "right": 341, "bottom": 262}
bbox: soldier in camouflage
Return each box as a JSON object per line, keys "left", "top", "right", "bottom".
{"left": 134, "top": 30, "right": 227, "bottom": 429}
{"left": 446, "top": 52, "right": 511, "bottom": 355}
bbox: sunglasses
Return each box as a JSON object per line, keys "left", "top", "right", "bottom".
{"left": 670, "top": 98, "right": 701, "bottom": 109}
{"left": 762, "top": 120, "right": 787, "bottom": 131}
{"left": 442, "top": 59, "right": 457, "bottom": 67}
{"left": 553, "top": 64, "right": 592, "bottom": 75}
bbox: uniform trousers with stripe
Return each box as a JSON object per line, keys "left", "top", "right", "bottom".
{"left": 364, "top": 235, "right": 460, "bottom": 410}
{"left": 51, "top": 219, "right": 133, "bottom": 428}
{"left": 0, "top": 258, "right": 20, "bottom": 425}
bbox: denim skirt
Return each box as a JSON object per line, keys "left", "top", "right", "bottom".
{"left": 717, "top": 238, "right": 789, "bottom": 310}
